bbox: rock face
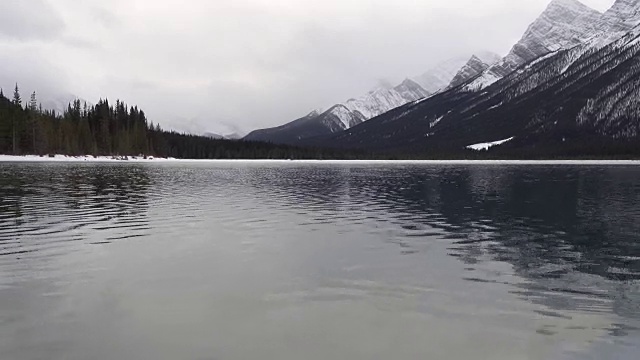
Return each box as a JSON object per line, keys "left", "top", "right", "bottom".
{"left": 448, "top": 54, "right": 500, "bottom": 88}
{"left": 603, "top": 0, "right": 640, "bottom": 31}
{"left": 414, "top": 52, "right": 501, "bottom": 93}
{"left": 466, "top": 0, "right": 608, "bottom": 90}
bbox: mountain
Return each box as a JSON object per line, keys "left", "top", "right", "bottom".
{"left": 602, "top": 0, "right": 640, "bottom": 32}
{"left": 414, "top": 52, "right": 501, "bottom": 93}
{"left": 203, "top": 132, "right": 225, "bottom": 140}
{"left": 223, "top": 132, "right": 244, "bottom": 140}
{"left": 244, "top": 53, "right": 506, "bottom": 145}
{"left": 301, "top": 0, "right": 640, "bottom": 157}
{"left": 244, "top": 79, "right": 429, "bottom": 144}
{"left": 413, "top": 57, "right": 470, "bottom": 93}
{"left": 244, "top": 106, "right": 366, "bottom": 144}
{"left": 466, "top": 0, "right": 608, "bottom": 90}
{"left": 448, "top": 54, "right": 501, "bottom": 88}
{"left": 344, "top": 79, "right": 430, "bottom": 119}
{"left": 243, "top": 110, "right": 326, "bottom": 144}
{"left": 203, "top": 131, "right": 246, "bottom": 140}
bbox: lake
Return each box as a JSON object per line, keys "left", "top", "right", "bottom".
{"left": 0, "top": 161, "right": 639, "bottom": 360}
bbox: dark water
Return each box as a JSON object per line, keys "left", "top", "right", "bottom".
{"left": 1, "top": 162, "right": 639, "bottom": 360}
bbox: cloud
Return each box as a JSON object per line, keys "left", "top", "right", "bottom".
{"left": 0, "top": 0, "right": 65, "bottom": 41}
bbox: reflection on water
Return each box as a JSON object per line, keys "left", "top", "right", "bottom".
{"left": 0, "top": 162, "right": 639, "bottom": 360}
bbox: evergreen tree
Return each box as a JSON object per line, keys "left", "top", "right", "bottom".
{"left": 13, "top": 84, "right": 21, "bottom": 106}
{"left": 29, "top": 92, "right": 37, "bottom": 112}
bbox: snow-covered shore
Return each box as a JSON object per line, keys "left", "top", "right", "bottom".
{"left": 0, "top": 155, "right": 639, "bottom": 165}
{"left": 0, "top": 155, "right": 176, "bottom": 163}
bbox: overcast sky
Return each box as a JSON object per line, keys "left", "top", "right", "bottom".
{"left": 0, "top": 0, "right": 615, "bottom": 135}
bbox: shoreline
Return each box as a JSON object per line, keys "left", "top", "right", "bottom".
{"left": 1, "top": 155, "right": 640, "bottom": 165}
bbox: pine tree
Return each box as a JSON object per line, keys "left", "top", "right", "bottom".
{"left": 13, "top": 84, "right": 21, "bottom": 106}
{"left": 29, "top": 92, "right": 37, "bottom": 112}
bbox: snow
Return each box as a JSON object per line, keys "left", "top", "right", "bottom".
{"left": 0, "top": 155, "right": 176, "bottom": 163}
{"left": 525, "top": 51, "right": 560, "bottom": 70}
{"left": 328, "top": 105, "right": 356, "bottom": 130}
{"left": 343, "top": 82, "right": 428, "bottom": 122}
{"left": 464, "top": 71, "right": 502, "bottom": 91}
{"left": 413, "top": 96, "right": 431, "bottom": 105}
{"left": 1, "top": 155, "right": 638, "bottom": 166}
{"left": 430, "top": 116, "right": 443, "bottom": 127}
{"left": 466, "top": 137, "right": 515, "bottom": 151}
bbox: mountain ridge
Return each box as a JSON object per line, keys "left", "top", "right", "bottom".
{"left": 297, "top": 0, "right": 640, "bottom": 156}
{"left": 244, "top": 53, "right": 499, "bottom": 144}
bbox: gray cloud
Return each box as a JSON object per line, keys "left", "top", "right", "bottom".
{"left": 0, "top": 0, "right": 65, "bottom": 41}
{"left": 0, "top": 0, "right": 617, "bottom": 134}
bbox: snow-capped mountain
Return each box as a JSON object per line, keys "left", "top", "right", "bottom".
{"left": 244, "top": 53, "right": 511, "bottom": 145}
{"left": 321, "top": 105, "right": 367, "bottom": 132}
{"left": 414, "top": 52, "right": 501, "bottom": 93}
{"left": 466, "top": 0, "right": 609, "bottom": 90}
{"left": 244, "top": 78, "right": 429, "bottom": 144}
{"left": 448, "top": 53, "right": 501, "bottom": 88}
{"left": 307, "top": 0, "right": 640, "bottom": 155}
{"left": 344, "top": 79, "right": 430, "bottom": 120}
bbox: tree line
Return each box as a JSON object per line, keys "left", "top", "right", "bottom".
{"left": 0, "top": 85, "right": 376, "bottom": 160}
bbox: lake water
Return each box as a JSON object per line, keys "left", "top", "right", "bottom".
{"left": 1, "top": 162, "right": 639, "bottom": 360}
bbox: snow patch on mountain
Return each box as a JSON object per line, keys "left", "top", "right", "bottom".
{"left": 467, "top": 137, "right": 515, "bottom": 151}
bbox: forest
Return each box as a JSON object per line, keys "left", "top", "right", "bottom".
{"left": 0, "top": 85, "right": 373, "bottom": 160}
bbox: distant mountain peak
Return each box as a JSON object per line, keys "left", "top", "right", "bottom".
{"left": 448, "top": 55, "right": 497, "bottom": 88}
{"left": 548, "top": 0, "right": 591, "bottom": 9}
{"left": 397, "top": 78, "right": 421, "bottom": 86}
{"left": 413, "top": 57, "right": 471, "bottom": 93}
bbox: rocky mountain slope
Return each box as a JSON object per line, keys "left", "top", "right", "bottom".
{"left": 414, "top": 52, "right": 501, "bottom": 92}
{"left": 466, "top": 0, "right": 610, "bottom": 90}
{"left": 302, "top": 0, "right": 640, "bottom": 157}
{"left": 448, "top": 54, "right": 501, "bottom": 88}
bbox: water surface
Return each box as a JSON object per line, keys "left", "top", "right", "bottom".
{"left": 1, "top": 162, "right": 639, "bottom": 359}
